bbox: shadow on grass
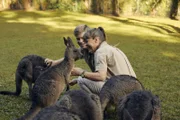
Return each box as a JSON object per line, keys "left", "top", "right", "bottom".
{"left": 0, "top": 10, "right": 92, "bottom": 37}
{"left": 108, "top": 16, "right": 180, "bottom": 35}
{"left": 128, "top": 18, "right": 180, "bottom": 33}
{"left": 0, "top": 10, "right": 77, "bottom": 21}
{"left": 0, "top": 10, "right": 179, "bottom": 39}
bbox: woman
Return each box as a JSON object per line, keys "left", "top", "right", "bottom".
{"left": 71, "top": 27, "right": 136, "bottom": 95}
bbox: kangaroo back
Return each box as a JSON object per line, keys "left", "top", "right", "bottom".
{"left": 100, "top": 75, "right": 144, "bottom": 114}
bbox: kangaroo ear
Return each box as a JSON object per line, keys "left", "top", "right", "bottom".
{"left": 67, "top": 37, "right": 75, "bottom": 47}
{"left": 64, "top": 37, "right": 69, "bottom": 46}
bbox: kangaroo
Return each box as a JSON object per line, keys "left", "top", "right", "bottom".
{"left": 117, "top": 90, "right": 161, "bottom": 120}
{"left": 16, "top": 37, "right": 83, "bottom": 120}
{"left": 33, "top": 90, "right": 103, "bottom": 120}
{"left": 99, "top": 75, "right": 144, "bottom": 118}
{"left": 0, "top": 55, "right": 49, "bottom": 99}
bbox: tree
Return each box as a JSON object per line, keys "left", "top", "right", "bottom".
{"left": 112, "top": 0, "right": 120, "bottom": 16}
{"left": 169, "top": 0, "right": 179, "bottom": 19}
{"left": 1, "top": 0, "right": 5, "bottom": 9}
{"left": 91, "top": 0, "right": 102, "bottom": 14}
{"left": 22, "top": 0, "right": 33, "bottom": 10}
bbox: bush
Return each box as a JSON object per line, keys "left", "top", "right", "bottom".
{"left": 118, "top": 0, "right": 177, "bottom": 17}
{"left": 47, "top": 0, "right": 87, "bottom": 12}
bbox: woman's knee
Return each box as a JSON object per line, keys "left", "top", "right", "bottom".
{"left": 78, "top": 82, "right": 92, "bottom": 94}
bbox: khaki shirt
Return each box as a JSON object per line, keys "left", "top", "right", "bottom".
{"left": 94, "top": 41, "right": 136, "bottom": 79}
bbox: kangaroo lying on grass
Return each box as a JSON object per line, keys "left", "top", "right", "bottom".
{"left": 16, "top": 37, "right": 83, "bottom": 120}
{"left": 33, "top": 90, "right": 103, "bottom": 120}
{"left": 0, "top": 54, "right": 49, "bottom": 99}
{"left": 117, "top": 90, "right": 161, "bottom": 120}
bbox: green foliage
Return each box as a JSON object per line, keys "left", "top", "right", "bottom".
{"left": 118, "top": 0, "right": 173, "bottom": 16}
{"left": 119, "top": 0, "right": 136, "bottom": 15}
{"left": 157, "top": 0, "right": 173, "bottom": 16}
{"left": 0, "top": 11, "right": 180, "bottom": 120}
{"left": 98, "top": 0, "right": 176, "bottom": 17}
{"left": 137, "top": 0, "right": 168, "bottom": 16}
{"left": 47, "top": 0, "right": 87, "bottom": 12}
{"left": 1, "top": 0, "right": 179, "bottom": 17}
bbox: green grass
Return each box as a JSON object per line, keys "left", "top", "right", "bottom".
{"left": 0, "top": 10, "right": 180, "bottom": 120}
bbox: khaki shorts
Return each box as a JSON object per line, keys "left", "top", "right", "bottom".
{"left": 76, "top": 76, "right": 105, "bottom": 95}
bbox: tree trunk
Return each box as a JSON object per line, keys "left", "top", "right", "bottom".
{"left": 91, "top": 0, "right": 102, "bottom": 14}
{"left": 135, "top": 0, "right": 141, "bottom": 14}
{"left": 112, "top": 0, "right": 120, "bottom": 16}
{"left": 38, "top": 0, "right": 43, "bottom": 10}
{"left": 22, "top": 0, "right": 32, "bottom": 10}
{"left": 169, "top": 0, "right": 179, "bottom": 19}
{"left": 2, "top": 0, "right": 5, "bottom": 8}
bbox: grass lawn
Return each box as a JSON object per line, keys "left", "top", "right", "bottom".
{"left": 0, "top": 10, "right": 179, "bottom": 120}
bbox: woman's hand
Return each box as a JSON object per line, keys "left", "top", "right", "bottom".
{"left": 69, "top": 79, "right": 78, "bottom": 86}
{"left": 45, "top": 58, "right": 53, "bottom": 66}
{"left": 71, "top": 67, "right": 84, "bottom": 76}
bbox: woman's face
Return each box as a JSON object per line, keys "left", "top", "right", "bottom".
{"left": 86, "top": 37, "right": 100, "bottom": 53}
{"left": 76, "top": 32, "right": 87, "bottom": 49}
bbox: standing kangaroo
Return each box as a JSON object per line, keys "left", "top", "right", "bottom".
{"left": 16, "top": 37, "right": 82, "bottom": 120}
{"left": 0, "top": 54, "right": 49, "bottom": 99}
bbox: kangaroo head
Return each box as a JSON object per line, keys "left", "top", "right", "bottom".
{"left": 64, "top": 37, "right": 83, "bottom": 61}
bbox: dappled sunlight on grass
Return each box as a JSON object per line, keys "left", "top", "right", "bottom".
{"left": 74, "top": 15, "right": 118, "bottom": 24}
{"left": 1, "top": 11, "right": 77, "bottom": 33}
{"left": 162, "top": 51, "right": 179, "bottom": 58}
{"left": 127, "top": 16, "right": 180, "bottom": 28}
{"left": 104, "top": 16, "right": 180, "bottom": 43}
{"left": 6, "top": 16, "right": 75, "bottom": 31}
{"left": 106, "top": 25, "right": 179, "bottom": 43}
{"left": 1, "top": 10, "right": 179, "bottom": 44}
{"left": 1, "top": 11, "right": 17, "bottom": 18}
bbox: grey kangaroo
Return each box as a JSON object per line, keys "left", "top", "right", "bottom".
{"left": 117, "top": 90, "right": 161, "bottom": 120}
{"left": 99, "top": 75, "right": 144, "bottom": 118}
{"left": 0, "top": 54, "right": 49, "bottom": 99}
{"left": 16, "top": 37, "right": 83, "bottom": 120}
{"left": 33, "top": 90, "right": 103, "bottom": 120}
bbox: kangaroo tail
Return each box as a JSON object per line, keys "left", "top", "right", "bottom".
{"left": 0, "top": 71, "right": 22, "bottom": 96}
{"left": 0, "top": 91, "right": 18, "bottom": 96}
{"left": 16, "top": 105, "right": 41, "bottom": 120}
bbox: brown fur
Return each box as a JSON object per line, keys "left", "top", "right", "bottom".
{"left": 0, "top": 55, "right": 48, "bottom": 99}
{"left": 16, "top": 37, "right": 82, "bottom": 120}
{"left": 99, "top": 75, "right": 144, "bottom": 118}
{"left": 33, "top": 90, "right": 103, "bottom": 120}
{"left": 117, "top": 90, "right": 161, "bottom": 120}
